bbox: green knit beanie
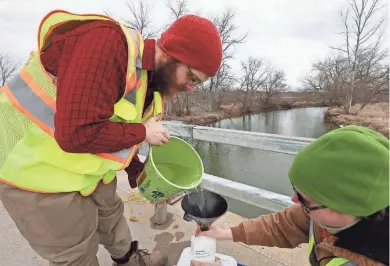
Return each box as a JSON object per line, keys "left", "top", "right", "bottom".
{"left": 289, "top": 125, "right": 389, "bottom": 217}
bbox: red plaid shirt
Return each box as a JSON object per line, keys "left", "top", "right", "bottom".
{"left": 41, "top": 21, "right": 155, "bottom": 154}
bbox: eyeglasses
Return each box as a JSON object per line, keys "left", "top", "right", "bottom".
{"left": 187, "top": 66, "right": 202, "bottom": 85}
{"left": 174, "top": 60, "right": 203, "bottom": 85}
{"left": 292, "top": 186, "right": 327, "bottom": 213}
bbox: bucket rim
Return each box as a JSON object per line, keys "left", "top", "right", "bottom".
{"left": 148, "top": 136, "right": 204, "bottom": 190}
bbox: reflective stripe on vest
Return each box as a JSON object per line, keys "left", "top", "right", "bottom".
{"left": 121, "top": 28, "right": 141, "bottom": 101}
{"left": 4, "top": 67, "right": 141, "bottom": 165}
{"left": 5, "top": 73, "right": 55, "bottom": 136}
{"left": 123, "top": 69, "right": 140, "bottom": 103}
{"left": 122, "top": 29, "right": 142, "bottom": 97}
{"left": 308, "top": 219, "right": 357, "bottom": 266}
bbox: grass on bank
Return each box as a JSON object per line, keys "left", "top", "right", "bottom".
{"left": 326, "top": 102, "right": 389, "bottom": 138}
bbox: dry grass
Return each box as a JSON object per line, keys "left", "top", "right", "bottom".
{"left": 326, "top": 102, "right": 389, "bottom": 137}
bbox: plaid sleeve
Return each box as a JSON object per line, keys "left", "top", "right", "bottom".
{"left": 51, "top": 24, "right": 146, "bottom": 154}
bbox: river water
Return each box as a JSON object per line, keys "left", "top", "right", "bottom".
{"left": 190, "top": 107, "right": 336, "bottom": 218}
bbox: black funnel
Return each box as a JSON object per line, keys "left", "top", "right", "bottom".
{"left": 182, "top": 191, "right": 228, "bottom": 231}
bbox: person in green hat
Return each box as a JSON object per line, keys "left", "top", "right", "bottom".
{"left": 193, "top": 125, "right": 389, "bottom": 266}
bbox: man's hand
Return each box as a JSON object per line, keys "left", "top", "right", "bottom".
{"left": 195, "top": 223, "right": 234, "bottom": 241}
{"left": 144, "top": 115, "right": 171, "bottom": 146}
{"left": 191, "top": 257, "right": 221, "bottom": 266}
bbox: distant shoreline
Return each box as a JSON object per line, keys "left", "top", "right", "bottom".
{"left": 165, "top": 101, "right": 328, "bottom": 126}
{"left": 325, "top": 102, "right": 389, "bottom": 138}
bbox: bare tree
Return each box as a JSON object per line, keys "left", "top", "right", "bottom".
{"left": 260, "top": 69, "right": 287, "bottom": 107}
{"left": 206, "top": 9, "right": 248, "bottom": 92}
{"left": 192, "top": 9, "right": 247, "bottom": 111}
{"left": 240, "top": 57, "right": 269, "bottom": 111}
{"left": 356, "top": 64, "right": 389, "bottom": 109}
{"left": 195, "top": 61, "right": 238, "bottom": 112}
{"left": 212, "top": 63, "right": 238, "bottom": 110}
{"left": 302, "top": 75, "right": 324, "bottom": 93}
{"left": 302, "top": 55, "right": 350, "bottom": 105}
{"left": 165, "top": 0, "right": 203, "bottom": 31}
{"left": 0, "top": 53, "right": 19, "bottom": 86}
{"left": 331, "top": 0, "right": 388, "bottom": 113}
{"left": 166, "top": 0, "right": 189, "bottom": 19}
{"left": 121, "top": 0, "right": 159, "bottom": 38}
{"left": 303, "top": 0, "right": 388, "bottom": 111}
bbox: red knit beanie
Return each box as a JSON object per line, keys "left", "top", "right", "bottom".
{"left": 157, "top": 15, "right": 223, "bottom": 77}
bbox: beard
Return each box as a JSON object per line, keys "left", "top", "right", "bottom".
{"left": 149, "top": 60, "right": 186, "bottom": 97}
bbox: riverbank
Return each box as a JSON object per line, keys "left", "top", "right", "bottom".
{"left": 165, "top": 100, "right": 327, "bottom": 125}
{"left": 325, "top": 102, "right": 389, "bottom": 137}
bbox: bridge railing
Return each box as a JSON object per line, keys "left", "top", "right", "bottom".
{"left": 161, "top": 121, "right": 315, "bottom": 212}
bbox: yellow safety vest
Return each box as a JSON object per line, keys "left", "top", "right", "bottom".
{"left": 0, "top": 10, "right": 163, "bottom": 196}
{"left": 308, "top": 219, "right": 357, "bottom": 266}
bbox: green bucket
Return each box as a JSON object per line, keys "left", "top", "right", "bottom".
{"left": 137, "top": 136, "right": 204, "bottom": 203}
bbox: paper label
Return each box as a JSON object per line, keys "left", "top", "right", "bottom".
{"left": 191, "top": 236, "right": 216, "bottom": 263}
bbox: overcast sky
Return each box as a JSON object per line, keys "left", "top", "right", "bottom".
{"left": 0, "top": 0, "right": 386, "bottom": 88}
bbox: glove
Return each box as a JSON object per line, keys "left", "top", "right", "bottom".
{"left": 124, "top": 155, "right": 145, "bottom": 188}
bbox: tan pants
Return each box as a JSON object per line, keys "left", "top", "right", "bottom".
{"left": 0, "top": 178, "right": 132, "bottom": 266}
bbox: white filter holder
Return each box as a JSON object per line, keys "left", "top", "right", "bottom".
{"left": 177, "top": 247, "right": 237, "bottom": 266}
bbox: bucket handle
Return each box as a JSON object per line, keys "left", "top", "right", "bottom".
{"left": 168, "top": 129, "right": 184, "bottom": 138}
{"left": 141, "top": 129, "right": 184, "bottom": 155}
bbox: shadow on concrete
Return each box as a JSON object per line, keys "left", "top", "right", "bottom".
{"left": 152, "top": 232, "right": 191, "bottom": 265}
{"left": 149, "top": 212, "right": 175, "bottom": 230}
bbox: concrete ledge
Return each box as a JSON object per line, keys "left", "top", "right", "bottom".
{"left": 202, "top": 173, "right": 293, "bottom": 212}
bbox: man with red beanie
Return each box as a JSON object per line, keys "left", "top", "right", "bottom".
{"left": 0, "top": 10, "right": 222, "bottom": 266}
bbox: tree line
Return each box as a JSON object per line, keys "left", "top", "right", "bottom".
{"left": 1, "top": 0, "right": 388, "bottom": 116}
{"left": 302, "top": 0, "right": 388, "bottom": 114}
